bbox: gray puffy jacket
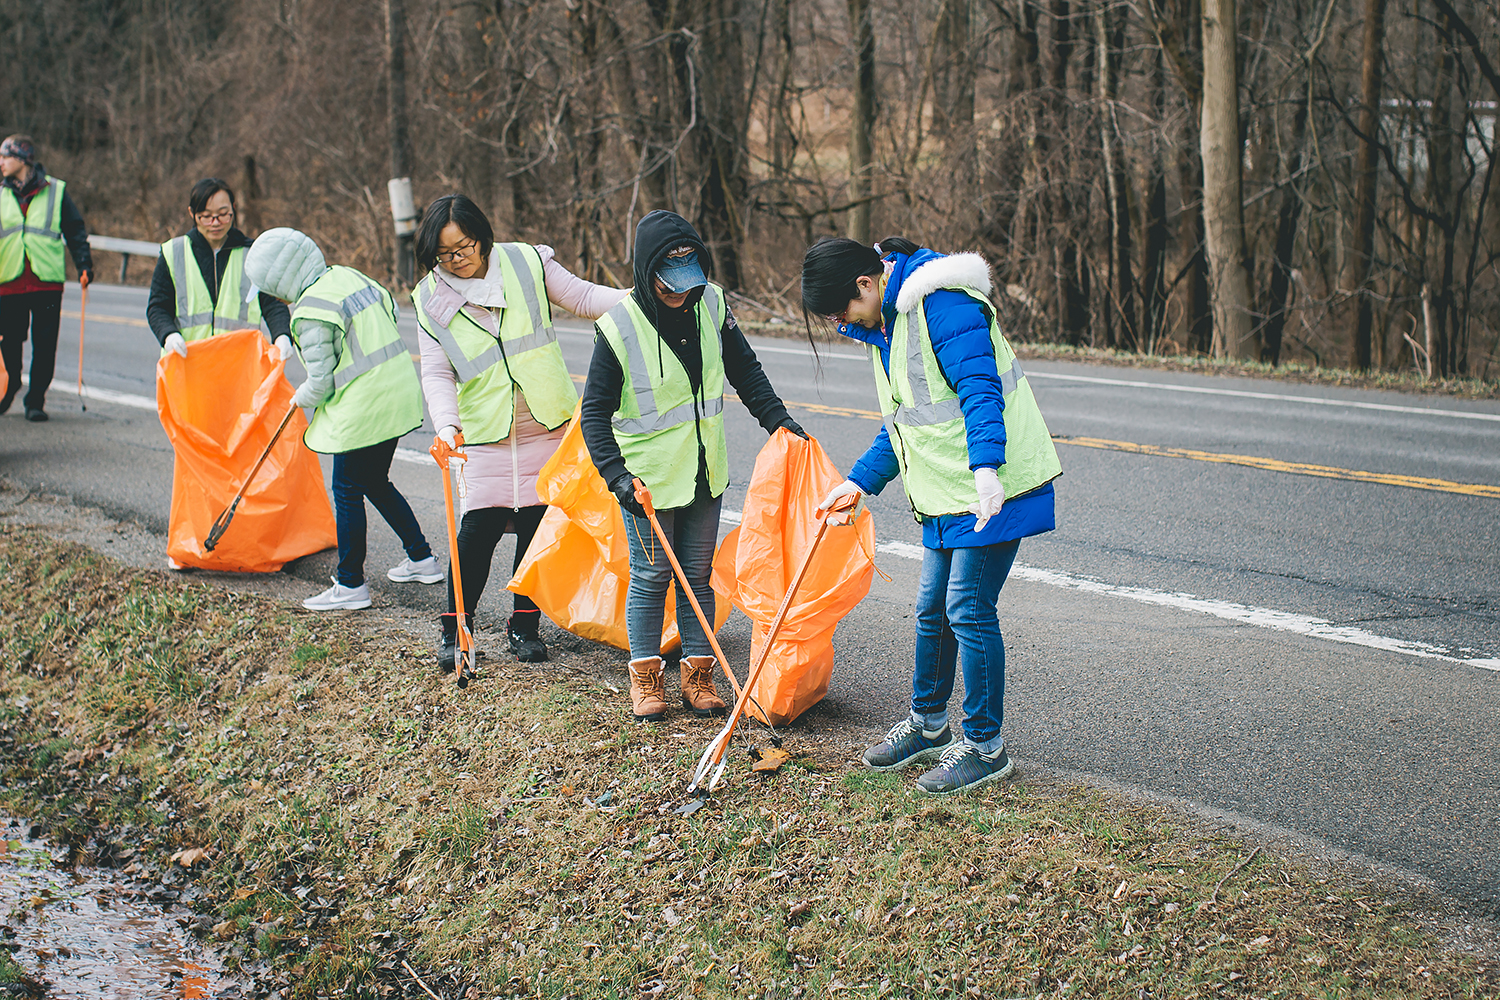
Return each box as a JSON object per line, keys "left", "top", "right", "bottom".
{"left": 243, "top": 228, "right": 340, "bottom": 408}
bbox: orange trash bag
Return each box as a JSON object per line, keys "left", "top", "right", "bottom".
{"left": 711, "top": 429, "right": 876, "bottom": 725}
{"left": 157, "top": 328, "right": 336, "bottom": 572}
{"left": 508, "top": 404, "right": 727, "bottom": 652}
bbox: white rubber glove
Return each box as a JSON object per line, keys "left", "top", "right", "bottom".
{"left": 164, "top": 332, "right": 187, "bottom": 357}
{"left": 818, "top": 479, "right": 863, "bottom": 512}
{"left": 438, "top": 424, "right": 462, "bottom": 450}
{"left": 274, "top": 335, "right": 294, "bottom": 361}
{"left": 291, "top": 380, "right": 323, "bottom": 409}
{"left": 969, "top": 467, "right": 1005, "bottom": 532}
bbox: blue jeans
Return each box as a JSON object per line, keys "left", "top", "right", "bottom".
{"left": 332, "top": 437, "right": 432, "bottom": 587}
{"left": 623, "top": 494, "right": 721, "bottom": 661}
{"left": 910, "top": 539, "right": 1020, "bottom": 755}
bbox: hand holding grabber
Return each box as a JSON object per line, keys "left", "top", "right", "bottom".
{"left": 432, "top": 431, "right": 477, "bottom": 688}
{"left": 76, "top": 272, "right": 89, "bottom": 411}
{"left": 688, "top": 490, "right": 863, "bottom": 793}
{"left": 204, "top": 403, "right": 299, "bottom": 551}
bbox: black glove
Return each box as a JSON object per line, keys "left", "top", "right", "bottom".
{"left": 611, "top": 473, "right": 647, "bottom": 519}
{"left": 777, "top": 416, "right": 809, "bottom": 440}
{"left": 80, "top": 268, "right": 94, "bottom": 287}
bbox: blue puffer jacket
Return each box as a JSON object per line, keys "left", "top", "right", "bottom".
{"left": 840, "top": 248, "right": 1055, "bottom": 549}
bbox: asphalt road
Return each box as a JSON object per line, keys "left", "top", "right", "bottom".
{"left": 3, "top": 281, "right": 1498, "bottom": 915}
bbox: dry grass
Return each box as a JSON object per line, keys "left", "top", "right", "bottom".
{"left": 1, "top": 524, "right": 1497, "bottom": 999}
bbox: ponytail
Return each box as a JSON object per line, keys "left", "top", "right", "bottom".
{"left": 875, "top": 236, "right": 920, "bottom": 257}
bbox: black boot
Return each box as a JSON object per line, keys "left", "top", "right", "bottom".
{"left": 438, "top": 615, "right": 461, "bottom": 674}
{"left": 508, "top": 610, "right": 548, "bottom": 663}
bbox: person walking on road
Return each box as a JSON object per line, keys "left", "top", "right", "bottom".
{"left": 244, "top": 227, "right": 439, "bottom": 612}
{"left": 146, "top": 178, "right": 293, "bottom": 359}
{"left": 0, "top": 134, "right": 93, "bottom": 422}
{"left": 414, "top": 193, "right": 625, "bottom": 671}
{"left": 582, "top": 210, "right": 807, "bottom": 722}
{"left": 801, "top": 237, "right": 1061, "bottom": 795}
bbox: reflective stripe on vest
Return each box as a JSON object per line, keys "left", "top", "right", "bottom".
{"left": 295, "top": 283, "right": 408, "bottom": 389}
{"left": 164, "top": 237, "right": 260, "bottom": 341}
{"left": 604, "top": 290, "right": 723, "bottom": 435}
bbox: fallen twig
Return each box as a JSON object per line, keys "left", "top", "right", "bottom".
{"left": 1210, "top": 846, "right": 1262, "bottom": 905}
{"left": 401, "top": 959, "right": 443, "bottom": 1000}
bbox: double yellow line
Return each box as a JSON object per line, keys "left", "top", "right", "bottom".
{"left": 1055, "top": 436, "right": 1500, "bottom": 500}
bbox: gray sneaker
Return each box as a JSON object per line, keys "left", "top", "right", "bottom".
{"left": 863, "top": 718, "right": 955, "bottom": 771}
{"left": 915, "top": 742, "right": 1014, "bottom": 795}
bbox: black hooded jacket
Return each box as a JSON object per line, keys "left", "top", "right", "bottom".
{"left": 580, "top": 210, "right": 793, "bottom": 501}
{"left": 146, "top": 227, "right": 292, "bottom": 345}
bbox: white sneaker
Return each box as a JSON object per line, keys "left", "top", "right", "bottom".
{"left": 386, "top": 555, "right": 444, "bottom": 584}
{"left": 303, "top": 579, "right": 372, "bottom": 611}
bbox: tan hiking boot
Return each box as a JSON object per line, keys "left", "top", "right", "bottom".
{"left": 628, "top": 657, "right": 670, "bottom": 721}
{"left": 680, "top": 655, "right": 728, "bottom": 717}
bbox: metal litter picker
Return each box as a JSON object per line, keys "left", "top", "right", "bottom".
{"left": 688, "top": 490, "right": 863, "bottom": 793}
{"left": 432, "top": 433, "right": 477, "bottom": 688}
{"left": 204, "top": 403, "right": 299, "bottom": 551}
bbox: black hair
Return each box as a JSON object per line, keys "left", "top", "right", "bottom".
{"left": 415, "top": 193, "right": 495, "bottom": 273}
{"left": 188, "top": 178, "right": 236, "bottom": 216}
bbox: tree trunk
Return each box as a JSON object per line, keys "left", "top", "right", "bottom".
{"left": 1199, "top": 0, "right": 1254, "bottom": 359}
{"left": 847, "top": 0, "right": 876, "bottom": 243}
{"left": 1141, "top": 47, "right": 1170, "bottom": 354}
{"left": 1096, "top": 0, "right": 1136, "bottom": 350}
{"left": 1263, "top": 94, "right": 1309, "bottom": 366}
{"left": 1342, "top": 0, "right": 1388, "bottom": 370}
{"left": 386, "top": 0, "right": 413, "bottom": 287}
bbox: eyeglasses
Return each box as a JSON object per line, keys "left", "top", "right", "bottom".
{"left": 195, "top": 208, "right": 234, "bottom": 224}
{"left": 436, "top": 238, "right": 479, "bottom": 264}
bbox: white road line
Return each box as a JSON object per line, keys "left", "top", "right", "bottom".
{"left": 727, "top": 510, "right": 1500, "bottom": 673}
{"left": 1023, "top": 371, "right": 1500, "bottom": 423}
{"left": 19, "top": 378, "right": 157, "bottom": 412}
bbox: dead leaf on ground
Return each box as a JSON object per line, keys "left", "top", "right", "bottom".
{"left": 751, "top": 747, "right": 793, "bottom": 773}
{"left": 171, "top": 846, "right": 211, "bottom": 867}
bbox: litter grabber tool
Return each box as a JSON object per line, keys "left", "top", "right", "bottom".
{"left": 433, "top": 432, "right": 477, "bottom": 688}
{"left": 76, "top": 273, "right": 89, "bottom": 411}
{"left": 204, "top": 403, "right": 298, "bottom": 551}
{"left": 631, "top": 478, "right": 751, "bottom": 707}
{"left": 688, "top": 491, "right": 863, "bottom": 794}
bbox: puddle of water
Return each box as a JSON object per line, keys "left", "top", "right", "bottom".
{"left": 0, "top": 817, "right": 247, "bottom": 998}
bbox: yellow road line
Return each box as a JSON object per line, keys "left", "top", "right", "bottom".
{"left": 63, "top": 310, "right": 150, "bottom": 328}
{"left": 1059, "top": 436, "right": 1500, "bottom": 499}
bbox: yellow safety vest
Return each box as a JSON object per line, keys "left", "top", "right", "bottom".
{"left": 160, "top": 236, "right": 263, "bottom": 347}
{"left": 0, "top": 178, "right": 67, "bottom": 283}
{"left": 291, "top": 266, "right": 423, "bottom": 454}
{"left": 414, "top": 243, "right": 576, "bottom": 445}
{"left": 596, "top": 286, "right": 728, "bottom": 510}
{"left": 874, "top": 279, "right": 1062, "bottom": 518}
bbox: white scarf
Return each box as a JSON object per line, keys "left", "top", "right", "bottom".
{"left": 439, "top": 251, "right": 508, "bottom": 310}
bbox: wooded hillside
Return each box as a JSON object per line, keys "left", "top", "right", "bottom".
{"left": 6, "top": 0, "right": 1498, "bottom": 376}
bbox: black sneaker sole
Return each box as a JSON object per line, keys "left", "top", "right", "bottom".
{"left": 864, "top": 742, "right": 952, "bottom": 772}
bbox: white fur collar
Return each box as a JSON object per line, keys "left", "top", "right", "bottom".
{"left": 893, "top": 252, "right": 992, "bottom": 314}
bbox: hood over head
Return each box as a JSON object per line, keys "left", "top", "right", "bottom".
{"left": 243, "top": 227, "right": 327, "bottom": 303}
{"left": 630, "top": 210, "right": 712, "bottom": 329}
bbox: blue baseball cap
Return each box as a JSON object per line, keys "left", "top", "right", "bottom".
{"left": 655, "top": 245, "right": 707, "bottom": 293}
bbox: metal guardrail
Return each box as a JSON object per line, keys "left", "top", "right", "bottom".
{"left": 87, "top": 234, "right": 160, "bottom": 281}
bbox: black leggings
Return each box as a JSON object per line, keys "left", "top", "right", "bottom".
{"left": 445, "top": 504, "right": 546, "bottom": 623}
{"left": 0, "top": 290, "right": 62, "bottom": 410}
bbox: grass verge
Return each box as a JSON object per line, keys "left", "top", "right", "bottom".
{"left": 1, "top": 523, "right": 1496, "bottom": 999}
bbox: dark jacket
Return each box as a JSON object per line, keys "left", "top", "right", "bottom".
{"left": 0, "top": 166, "right": 92, "bottom": 293}
{"left": 146, "top": 227, "right": 291, "bottom": 345}
{"left": 580, "top": 210, "right": 792, "bottom": 500}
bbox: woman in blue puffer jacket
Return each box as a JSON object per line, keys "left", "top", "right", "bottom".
{"left": 801, "top": 237, "right": 1062, "bottom": 796}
